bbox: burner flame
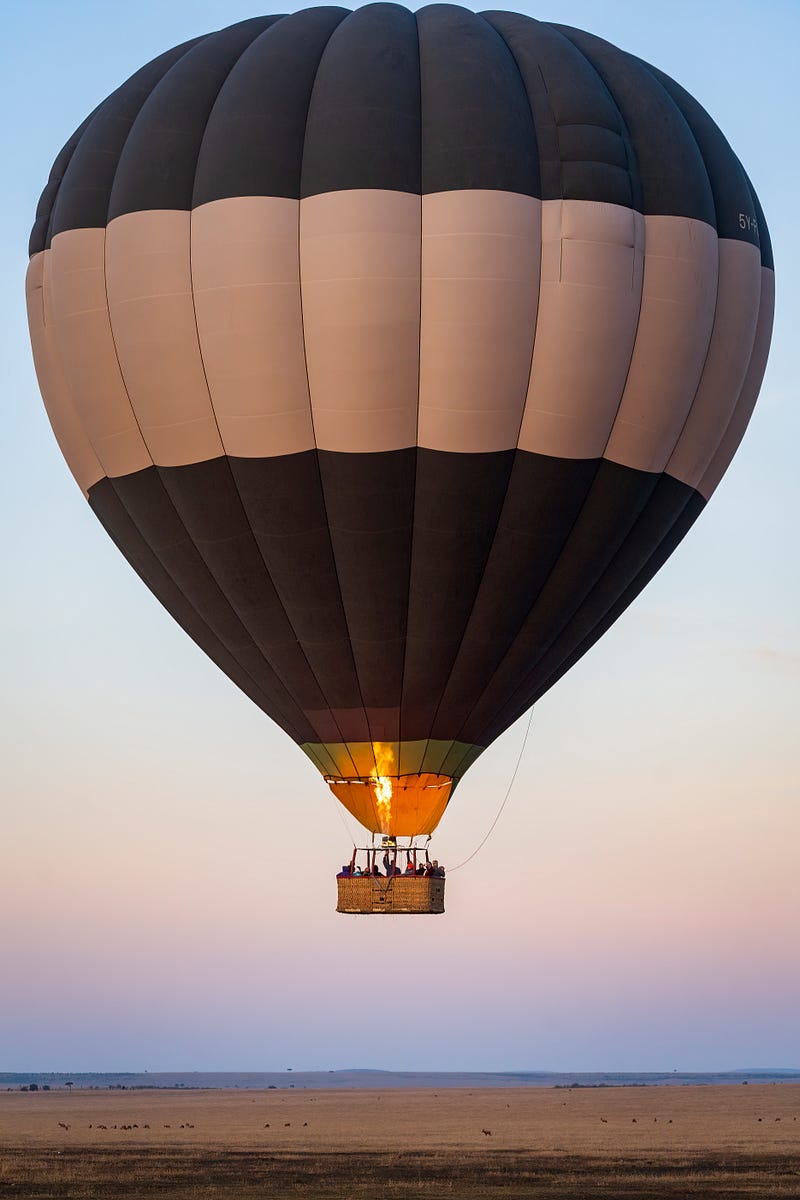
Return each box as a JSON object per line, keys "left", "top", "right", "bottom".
{"left": 370, "top": 743, "right": 394, "bottom": 835}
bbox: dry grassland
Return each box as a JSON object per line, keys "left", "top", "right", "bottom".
{"left": 1, "top": 1083, "right": 799, "bottom": 1198}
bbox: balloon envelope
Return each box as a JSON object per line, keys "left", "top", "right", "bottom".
{"left": 26, "top": 6, "right": 774, "bottom": 837}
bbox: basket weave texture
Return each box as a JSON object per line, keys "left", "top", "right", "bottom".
{"left": 336, "top": 875, "right": 445, "bottom": 914}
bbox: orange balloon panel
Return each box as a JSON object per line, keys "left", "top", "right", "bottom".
{"left": 327, "top": 774, "right": 452, "bottom": 837}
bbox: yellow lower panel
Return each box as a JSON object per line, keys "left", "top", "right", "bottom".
{"left": 327, "top": 773, "right": 452, "bottom": 837}
{"left": 300, "top": 738, "right": 482, "bottom": 780}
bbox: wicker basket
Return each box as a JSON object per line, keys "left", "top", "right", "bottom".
{"left": 336, "top": 874, "right": 445, "bottom": 915}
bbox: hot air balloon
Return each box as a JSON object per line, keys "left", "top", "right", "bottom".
{"left": 26, "top": 6, "right": 773, "bottom": 913}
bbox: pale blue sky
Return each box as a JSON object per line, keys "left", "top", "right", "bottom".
{"left": 1, "top": 1, "right": 797, "bottom": 1073}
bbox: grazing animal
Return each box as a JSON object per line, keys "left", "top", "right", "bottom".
{"left": 57, "top": 1122, "right": 70, "bottom": 1131}
{"left": 284, "top": 1122, "right": 291, "bottom": 1127}
{"left": 481, "top": 1129, "right": 492, "bottom": 1136}
{"left": 303, "top": 1122, "right": 308, "bottom": 1126}
{"left": 632, "top": 1118, "right": 637, "bottom": 1123}
{"left": 143, "top": 1125, "right": 150, "bottom": 1130}
{"left": 600, "top": 1118, "right": 607, "bottom": 1124}
{"left": 264, "top": 1123, "right": 270, "bottom": 1128}
{"left": 668, "top": 1119, "right": 672, "bottom": 1124}
{"left": 97, "top": 1125, "right": 107, "bottom": 1131}
{"left": 758, "top": 1118, "right": 762, "bottom": 1122}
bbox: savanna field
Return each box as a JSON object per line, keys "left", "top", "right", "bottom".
{"left": 1, "top": 1084, "right": 799, "bottom": 1198}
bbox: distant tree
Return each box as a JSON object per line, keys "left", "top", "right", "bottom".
{"left": 42, "top": 1085, "right": 50, "bottom": 1091}
{"left": 29, "top": 1084, "right": 39, "bottom": 1091}
{"left": 65, "top": 1082, "right": 74, "bottom": 1092}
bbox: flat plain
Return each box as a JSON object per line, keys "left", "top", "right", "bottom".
{"left": 1, "top": 1083, "right": 799, "bottom": 1198}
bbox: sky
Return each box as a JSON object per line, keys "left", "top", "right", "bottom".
{"left": 1, "top": 0, "right": 798, "bottom": 1074}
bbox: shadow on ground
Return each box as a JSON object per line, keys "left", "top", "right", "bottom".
{"left": 2, "top": 1148, "right": 800, "bottom": 1199}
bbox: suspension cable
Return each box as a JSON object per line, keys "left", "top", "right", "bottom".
{"left": 327, "top": 784, "right": 357, "bottom": 849}
{"left": 447, "top": 707, "right": 534, "bottom": 873}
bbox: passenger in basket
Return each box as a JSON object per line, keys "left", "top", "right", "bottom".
{"left": 416, "top": 862, "right": 426, "bottom": 875}
{"left": 336, "top": 864, "right": 351, "bottom": 877}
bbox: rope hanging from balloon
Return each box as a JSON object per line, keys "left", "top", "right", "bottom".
{"left": 447, "top": 707, "right": 534, "bottom": 873}
{"left": 327, "top": 785, "right": 358, "bottom": 849}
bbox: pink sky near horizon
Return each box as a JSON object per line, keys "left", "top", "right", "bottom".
{"left": 4, "top": 598, "right": 797, "bottom": 1071}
